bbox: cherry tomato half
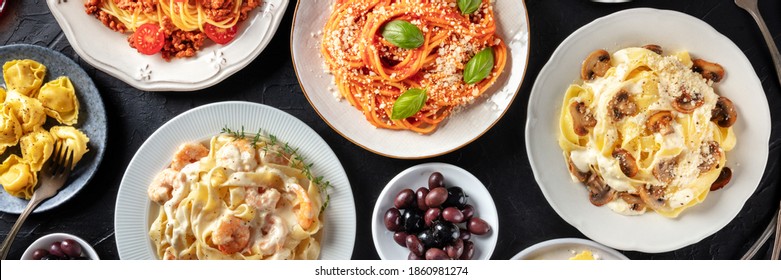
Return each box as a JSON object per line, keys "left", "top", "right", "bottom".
{"left": 203, "top": 23, "right": 238, "bottom": 45}
{"left": 133, "top": 23, "right": 165, "bottom": 55}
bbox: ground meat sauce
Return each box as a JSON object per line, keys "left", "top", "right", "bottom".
{"left": 84, "top": 0, "right": 262, "bottom": 60}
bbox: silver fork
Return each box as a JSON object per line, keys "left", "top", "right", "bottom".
{"left": 735, "top": 0, "right": 781, "bottom": 88}
{"left": 0, "top": 141, "right": 74, "bottom": 260}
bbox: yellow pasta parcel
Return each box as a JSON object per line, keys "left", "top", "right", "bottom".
{"left": 2, "top": 59, "right": 46, "bottom": 96}
{"left": 0, "top": 87, "right": 6, "bottom": 101}
{"left": 49, "top": 126, "right": 90, "bottom": 168}
{"left": 0, "top": 105, "right": 23, "bottom": 154}
{"left": 0, "top": 154, "right": 38, "bottom": 199}
{"left": 19, "top": 127, "right": 55, "bottom": 172}
{"left": 4, "top": 90, "right": 46, "bottom": 133}
{"left": 37, "top": 76, "right": 79, "bottom": 125}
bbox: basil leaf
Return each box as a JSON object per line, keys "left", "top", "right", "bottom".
{"left": 391, "top": 88, "right": 427, "bottom": 120}
{"left": 463, "top": 47, "right": 494, "bottom": 84}
{"left": 458, "top": 0, "right": 481, "bottom": 15}
{"left": 381, "top": 20, "right": 424, "bottom": 49}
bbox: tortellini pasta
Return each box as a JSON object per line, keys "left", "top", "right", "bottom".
{"left": 37, "top": 77, "right": 79, "bottom": 125}
{"left": 1, "top": 105, "right": 23, "bottom": 154}
{"left": 4, "top": 90, "right": 46, "bottom": 133}
{"left": 49, "top": 126, "right": 90, "bottom": 168}
{"left": 2, "top": 59, "right": 46, "bottom": 96}
{"left": 1, "top": 58, "right": 89, "bottom": 199}
{"left": 0, "top": 155, "right": 38, "bottom": 199}
{"left": 19, "top": 127, "right": 54, "bottom": 172}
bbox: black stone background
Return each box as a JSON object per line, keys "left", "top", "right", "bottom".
{"left": 0, "top": 0, "right": 779, "bottom": 260}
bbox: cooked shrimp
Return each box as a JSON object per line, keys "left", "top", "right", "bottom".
{"left": 216, "top": 138, "right": 257, "bottom": 171}
{"left": 258, "top": 214, "right": 288, "bottom": 256}
{"left": 246, "top": 187, "right": 281, "bottom": 212}
{"left": 147, "top": 168, "right": 178, "bottom": 204}
{"left": 212, "top": 216, "right": 250, "bottom": 255}
{"left": 288, "top": 183, "right": 315, "bottom": 230}
{"left": 171, "top": 142, "right": 209, "bottom": 171}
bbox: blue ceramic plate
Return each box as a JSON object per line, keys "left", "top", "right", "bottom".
{"left": 0, "top": 44, "right": 107, "bottom": 214}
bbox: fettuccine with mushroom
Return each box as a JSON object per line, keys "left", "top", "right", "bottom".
{"left": 558, "top": 46, "right": 737, "bottom": 218}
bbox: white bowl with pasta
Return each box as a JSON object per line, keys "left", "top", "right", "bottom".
{"left": 45, "top": 0, "right": 289, "bottom": 91}
{"left": 525, "top": 8, "right": 770, "bottom": 253}
{"left": 291, "top": 0, "right": 530, "bottom": 159}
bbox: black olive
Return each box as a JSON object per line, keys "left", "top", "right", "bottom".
{"left": 417, "top": 229, "right": 441, "bottom": 249}
{"left": 444, "top": 186, "right": 468, "bottom": 209}
{"left": 402, "top": 209, "right": 425, "bottom": 233}
{"left": 432, "top": 220, "right": 460, "bottom": 245}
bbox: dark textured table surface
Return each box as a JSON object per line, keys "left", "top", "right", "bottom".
{"left": 1, "top": 0, "right": 779, "bottom": 260}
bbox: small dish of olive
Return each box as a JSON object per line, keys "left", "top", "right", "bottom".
{"left": 21, "top": 233, "right": 99, "bottom": 260}
{"left": 372, "top": 162, "right": 498, "bottom": 260}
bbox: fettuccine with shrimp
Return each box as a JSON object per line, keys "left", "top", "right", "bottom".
{"left": 147, "top": 133, "right": 324, "bottom": 260}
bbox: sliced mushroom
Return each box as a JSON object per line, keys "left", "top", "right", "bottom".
{"left": 646, "top": 111, "right": 675, "bottom": 135}
{"left": 566, "top": 156, "right": 591, "bottom": 182}
{"left": 653, "top": 158, "right": 677, "bottom": 184}
{"left": 671, "top": 87, "right": 704, "bottom": 114}
{"left": 619, "top": 192, "right": 646, "bottom": 212}
{"left": 642, "top": 44, "right": 663, "bottom": 55}
{"left": 637, "top": 184, "right": 666, "bottom": 210}
{"left": 608, "top": 90, "right": 638, "bottom": 122}
{"left": 698, "top": 141, "right": 722, "bottom": 173}
{"left": 612, "top": 148, "right": 639, "bottom": 177}
{"left": 710, "top": 167, "right": 732, "bottom": 191}
{"left": 711, "top": 96, "right": 737, "bottom": 127}
{"left": 569, "top": 101, "right": 597, "bottom": 136}
{"left": 585, "top": 173, "right": 616, "bottom": 207}
{"left": 581, "top": 49, "right": 611, "bottom": 81}
{"left": 692, "top": 59, "right": 725, "bottom": 82}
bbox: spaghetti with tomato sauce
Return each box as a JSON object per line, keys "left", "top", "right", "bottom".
{"left": 84, "top": 0, "right": 261, "bottom": 60}
{"left": 321, "top": 0, "right": 507, "bottom": 134}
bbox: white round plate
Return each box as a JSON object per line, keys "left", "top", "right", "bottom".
{"left": 45, "top": 0, "right": 288, "bottom": 91}
{"left": 115, "top": 101, "right": 356, "bottom": 259}
{"left": 291, "top": 1, "right": 530, "bottom": 159}
{"left": 371, "top": 163, "right": 498, "bottom": 259}
{"left": 22, "top": 233, "right": 100, "bottom": 260}
{"left": 526, "top": 8, "right": 770, "bottom": 253}
{"left": 511, "top": 238, "right": 628, "bottom": 260}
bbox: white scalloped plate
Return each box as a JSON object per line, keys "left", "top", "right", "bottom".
{"left": 291, "top": 0, "right": 530, "bottom": 159}
{"left": 526, "top": 8, "right": 770, "bottom": 253}
{"left": 115, "top": 101, "right": 356, "bottom": 259}
{"left": 46, "top": 0, "right": 288, "bottom": 91}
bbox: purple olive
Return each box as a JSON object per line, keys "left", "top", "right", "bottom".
{"left": 445, "top": 239, "right": 464, "bottom": 259}
{"left": 442, "top": 207, "right": 464, "bottom": 223}
{"left": 393, "top": 231, "right": 408, "bottom": 247}
{"left": 406, "top": 235, "right": 425, "bottom": 257}
{"left": 459, "top": 230, "right": 472, "bottom": 241}
{"left": 48, "top": 242, "right": 66, "bottom": 258}
{"left": 424, "top": 208, "right": 441, "bottom": 227}
{"left": 425, "top": 248, "right": 449, "bottom": 260}
{"left": 32, "top": 249, "right": 49, "bottom": 260}
{"left": 467, "top": 217, "right": 491, "bottom": 235}
{"left": 425, "top": 187, "right": 448, "bottom": 208}
{"left": 408, "top": 252, "right": 422, "bottom": 260}
{"left": 60, "top": 239, "right": 82, "bottom": 258}
{"left": 428, "top": 172, "right": 445, "bottom": 189}
{"left": 384, "top": 208, "right": 403, "bottom": 231}
{"left": 461, "top": 205, "right": 475, "bottom": 220}
{"left": 394, "top": 189, "right": 416, "bottom": 209}
{"left": 415, "top": 187, "right": 430, "bottom": 211}
{"left": 460, "top": 240, "right": 475, "bottom": 260}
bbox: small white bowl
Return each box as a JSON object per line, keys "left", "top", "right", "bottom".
{"left": 511, "top": 238, "right": 629, "bottom": 260}
{"left": 372, "top": 162, "right": 499, "bottom": 260}
{"left": 21, "top": 233, "right": 100, "bottom": 260}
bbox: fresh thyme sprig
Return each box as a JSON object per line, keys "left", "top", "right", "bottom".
{"left": 221, "top": 126, "right": 333, "bottom": 213}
